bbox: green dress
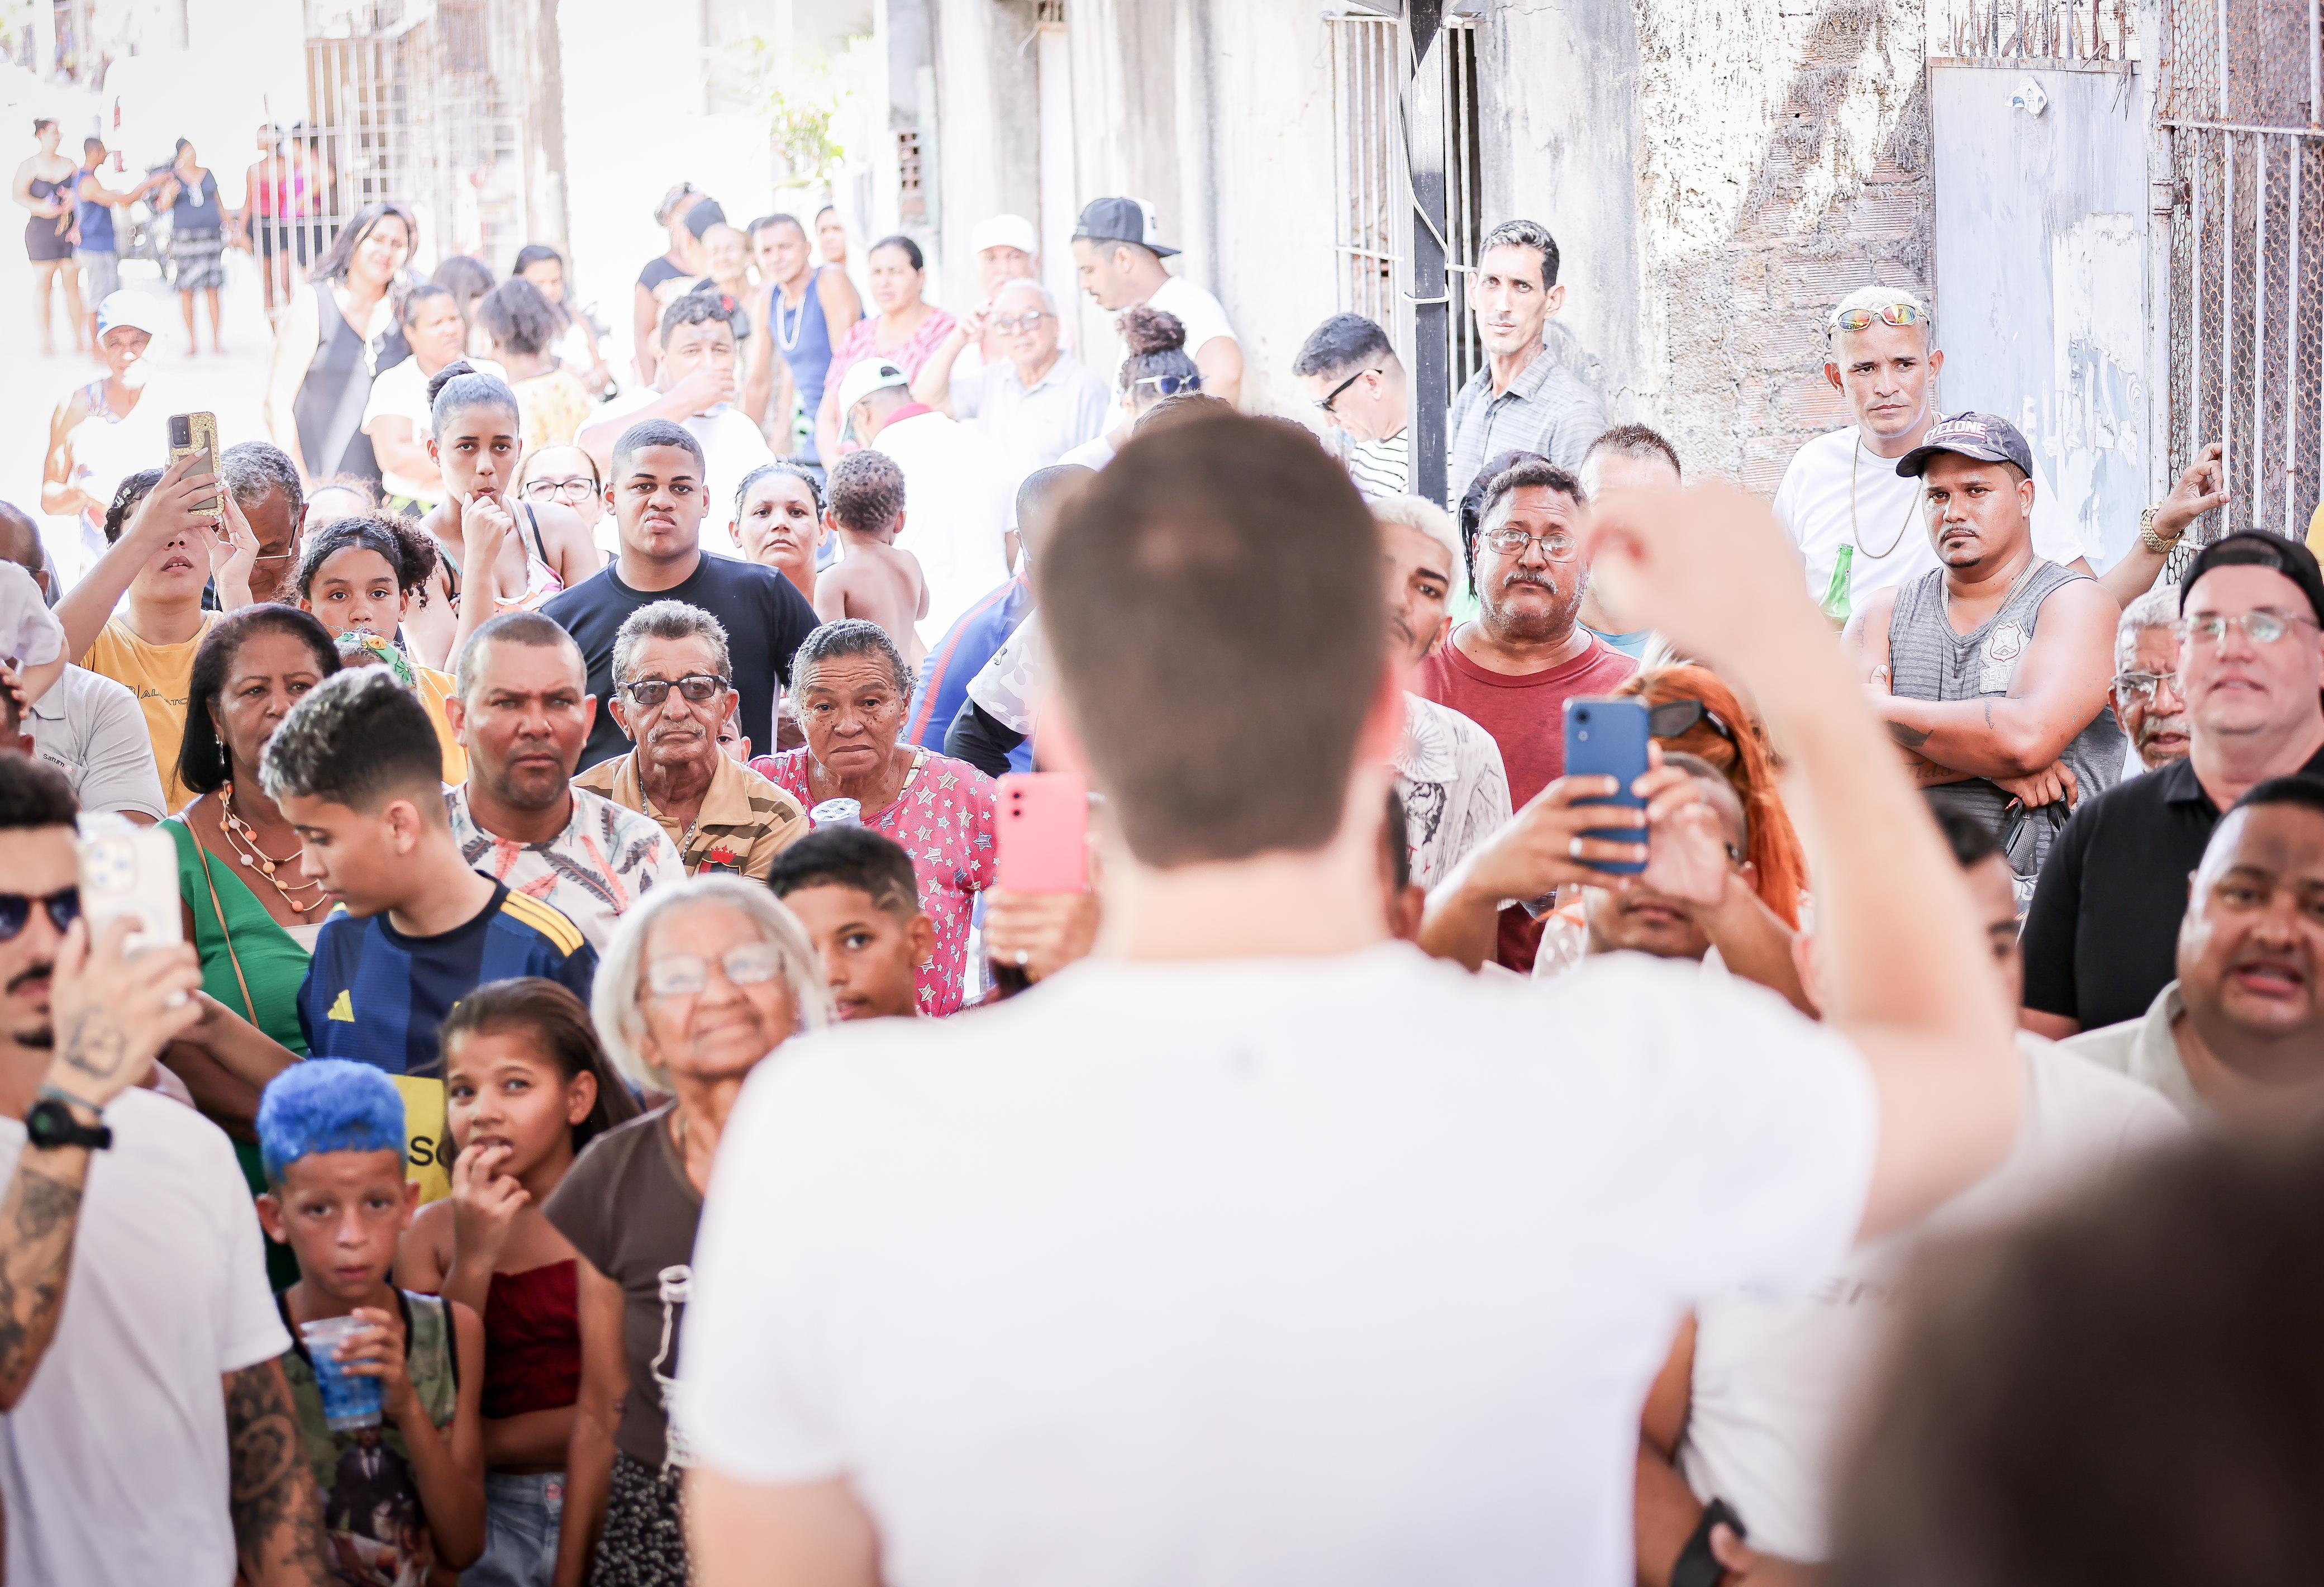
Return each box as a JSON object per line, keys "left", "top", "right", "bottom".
{"left": 166, "top": 815, "right": 315, "bottom": 1287}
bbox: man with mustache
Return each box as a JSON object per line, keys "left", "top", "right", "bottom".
{"left": 2064, "top": 777, "right": 2324, "bottom": 1121}
{"left": 2023, "top": 533, "right": 2324, "bottom": 1037}
{"left": 444, "top": 611, "right": 683, "bottom": 952}
{"left": 1415, "top": 455, "right": 1635, "bottom": 971}
{"left": 2111, "top": 586, "right": 2190, "bottom": 771}
{"left": 575, "top": 602, "right": 806, "bottom": 881}
{"left": 1846, "top": 412, "right": 2124, "bottom": 896}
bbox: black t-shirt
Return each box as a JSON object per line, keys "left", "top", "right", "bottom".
{"left": 637, "top": 255, "right": 688, "bottom": 294}
{"left": 2021, "top": 740, "right": 2324, "bottom": 1030}
{"left": 543, "top": 553, "right": 820, "bottom": 771}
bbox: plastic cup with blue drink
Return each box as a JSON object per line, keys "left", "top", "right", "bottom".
{"left": 810, "top": 798, "right": 862, "bottom": 828}
{"left": 301, "top": 1315, "right": 384, "bottom": 1430}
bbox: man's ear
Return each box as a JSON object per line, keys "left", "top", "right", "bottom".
{"left": 256, "top": 1191, "right": 286, "bottom": 1244}
{"left": 1823, "top": 360, "right": 1844, "bottom": 393}
{"left": 1544, "top": 283, "right": 1568, "bottom": 317}
{"left": 608, "top": 692, "right": 632, "bottom": 740}
{"left": 442, "top": 691, "right": 470, "bottom": 744}
{"left": 906, "top": 911, "right": 937, "bottom": 967}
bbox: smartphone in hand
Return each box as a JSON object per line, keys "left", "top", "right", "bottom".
{"left": 166, "top": 411, "right": 223, "bottom": 522}
{"left": 995, "top": 772, "right": 1090, "bottom": 892}
{"left": 76, "top": 815, "right": 184, "bottom": 954}
{"left": 1563, "top": 697, "right": 1649, "bottom": 876}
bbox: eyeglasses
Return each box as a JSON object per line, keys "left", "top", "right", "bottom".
{"left": 1831, "top": 302, "right": 1926, "bottom": 333}
{"left": 1723, "top": 842, "right": 1747, "bottom": 867}
{"left": 2174, "top": 611, "right": 2320, "bottom": 648}
{"left": 2112, "top": 671, "right": 2182, "bottom": 702}
{"left": 0, "top": 887, "right": 78, "bottom": 941}
{"left": 1130, "top": 373, "right": 1203, "bottom": 397}
{"left": 645, "top": 941, "right": 784, "bottom": 999}
{"left": 1647, "top": 698, "right": 1741, "bottom": 753}
{"left": 1313, "top": 367, "right": 1382, "bottom": 416}
{"left": 992, "top": 312, "right": 1050, "bottom": 334}
{"left": 622, "top": 674, "right": 729, "bottom": 708}
{"left": 521, "top": 477, "right": 599, "bottom": 503}
{"left": 1478, "top": 526, "right": 1579, "bottom": 562}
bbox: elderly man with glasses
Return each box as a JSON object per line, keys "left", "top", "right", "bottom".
{"left": 2110, "top": 585, "right": 2191, "bottom": 772}
{"left": 911, "top": 277, "right": 1110, "bottom": 481}
{"left": 574, "top": 600, "right": 807, "bottom": 881}
{"left": 2023, "top": 531, "right": 2324, "bottom": 1039}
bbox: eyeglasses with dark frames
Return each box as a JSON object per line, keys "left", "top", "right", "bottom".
{"left": 621, "top": 674, "right": 730, "bottom": 708}
{"left": 1313, "top": 367, "right": 1383, "bottom": 416}
{"left": 521, "top": 477, "right": 601, "bottom": 503}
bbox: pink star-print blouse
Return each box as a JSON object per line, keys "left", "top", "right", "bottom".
{"left": 754, "top": 747, "right": 998, "bottom": 1015}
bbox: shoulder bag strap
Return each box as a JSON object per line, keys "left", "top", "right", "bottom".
{"left": 186, "top": 817, "right": 260, "bottom": 1027}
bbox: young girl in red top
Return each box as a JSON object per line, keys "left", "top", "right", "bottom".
{"left": 398, "top": 978, "right": 640, "bottom": 1587}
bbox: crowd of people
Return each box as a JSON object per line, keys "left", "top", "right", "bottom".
{"left": 0, "top": 145, "right": 2317, "bottom": 1587}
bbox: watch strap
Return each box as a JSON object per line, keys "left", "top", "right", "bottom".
{"left": 26, "top": 1096, "right": 111, "bottom": 1151}
{"left": 1671, "top": 1498, "right": 1742, "bottom": 1587}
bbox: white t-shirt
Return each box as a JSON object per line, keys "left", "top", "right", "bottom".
{"left": 1771, "top": 426, "right": 2092, "bottom": 615}
{"left": 589, "top": 387, "right": 777, "bottom": 558}
{"left": 0, "top": 1089, "right": 290, "bottom": 1585}
{"left": 680, "top": 945, "right": 1878, "bottom": 1587}
{"left": 360, "top": 357, "right": 508, "bottom": 506}
{"left": 26, "top": 663, "right": 168, "bottom": 819}
{"left": 1678, "top": 1033, "right": 2180, "bottom": 1561}
{"left": 0, "top": 562, "right": 63, "bottom": 669}
{"left": 1056, "top": 433, "right": 1117, "bottom": 471}
{"left": 874, "top": 409, "right": 1015, "bottom": 648}
{"left": 1396, "top": 692, "right": 1511, "bottom": 891}
{"left": 1144, "top": 273, "right": 1238, "bottom": 362}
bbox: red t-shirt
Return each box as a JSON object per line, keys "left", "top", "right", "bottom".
{"left": 1415, "top": 631, "right": 1640, "bottom": 970}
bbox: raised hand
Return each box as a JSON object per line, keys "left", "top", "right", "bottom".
{"left": 668, "top": 357, "right": 739, "bottom": 416}
{"left": 1583, "top": 483, "right": 1827, "bottom": 674}
{"left": 45, "top": 916, "right": 204, "bottom": 1113}
{"left": 449, "top": 1140, "right": 530, "bottom": 1270}
{"left": 2152, "top": 440, "right": 2230, "bottom": 544}
{"left": 209, "top": 484, "right": 262, "bottom": 607}
{"left": 458, "top": 490, "right": 516, "bottom": 568}
{"left": 124, "top": 454, "right": 225, "bottom": 552}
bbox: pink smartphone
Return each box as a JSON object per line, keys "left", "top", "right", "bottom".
{"left": 995, "top": 772, "right": 1089, "bottom": 892}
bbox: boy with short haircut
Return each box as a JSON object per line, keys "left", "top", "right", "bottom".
{"left": 766, "top": 826, "right": 932, "bottom": 1020}
{"left": 256, "top": 1059, "right": 486, "bottom": 1581}
{"left": 814, "top": 448, "right": 930, "bottom": 669}
{"left": 265, "top": 667, "right": 597, "bottom": 1199}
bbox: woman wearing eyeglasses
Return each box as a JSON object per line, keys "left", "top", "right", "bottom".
{"left": 546, "top": 875, "right": 828, "bottom": 1587}
{"left": 1059, "top": 306, "right": 1201, "bottom": 471}
{"left": 516, "top": 442, "right": 613, "bottom": 560}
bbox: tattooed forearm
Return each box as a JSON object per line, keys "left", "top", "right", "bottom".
{"left": 0, "top": 1154, "right": 86, "bottom": 1408}
{"left": 55, "top": 1010, "right": 131, "bottom": 1091}
{"left": 1885, "top": 720, "right": 1933, "bottom": 749}
{"left": 225, "top": 1361, "right": 331, "bottom": 1586}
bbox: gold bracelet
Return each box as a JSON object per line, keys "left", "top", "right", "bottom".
{"left": 2137, "top": 504, "right": 2180, "bottom": 557}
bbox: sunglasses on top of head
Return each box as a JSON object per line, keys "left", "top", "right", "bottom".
{"left": 1131, "top": 373, "right": 1203, "bottom": 397}
{"left": 1647, "top": 698, "right": 1740, "bottom": 753}
{"left": 1831, "top": 302, "right": 1925, "bottom": 334}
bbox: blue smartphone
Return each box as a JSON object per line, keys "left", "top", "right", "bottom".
{"left": 1562, "top": 697, "right": 1650, "bottom": 876}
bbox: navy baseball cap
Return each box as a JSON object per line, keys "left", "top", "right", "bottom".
{"left": 1895, "top": 411, "right": 2036, "bottom": 479}
{"left": 1072, "top": 197, "right": 1178, "bottom": 258}
{"left": 2180, "top": 530, "right": 2324, "bottom": 626}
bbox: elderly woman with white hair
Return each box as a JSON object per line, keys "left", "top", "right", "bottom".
{"left": 542, "top": 875, "right": 828, "bottom": 1587}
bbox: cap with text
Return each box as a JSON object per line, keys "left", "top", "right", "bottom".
{"left": 1072, "top": 196, "right": 1178, "bottom": 258}
{"left": 1895, "top": 411, "right": 2035, "bottom": 479}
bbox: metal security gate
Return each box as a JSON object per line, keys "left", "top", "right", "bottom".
{"left": 2159, "top": 0, "right": 2324, "bottom": 544}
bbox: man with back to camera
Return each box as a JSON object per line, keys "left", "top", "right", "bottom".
{"left": 1575, "top": 425, "right": 1683, "bottom": 659}
{"left": 1070, "top": 196, "right": 1244, "bottom": 407}
{"left": 544, "top": 420, "right": 821, "bottom": 773}
{"left": 578, "top": 292, "right": 775, "bottom": 555}
{"left": 1635, "top": 802, "right": 2179, "bottom": 1585}
{"left": 2063, "top": 777, "right": 2324, "bottom": 1121}
{"left": 676, "top": 411, "right": 2025, "bottom": 1587}
{"left": 442, "top": 611, "right": 685, "bottom": 952}
{"left": 2021, "top": 531, "right": 2324, "bottom": 1038}
{"left": 2109, "top": 586, "right": 2190, "bottom": 772}
{"left": 1774, "top": 284, "right": 2227, "bottom": 623}
{"left": 0, "top": 755, "right": 333, "bottom": 1585}
{"left": 831, "top": 357, "right": 1015, "bottom": 649}
{"left": 1416, "top": 453, "right": 1636, "bottom": 970}
{"left": 1294, "top": 312, "right": 1411, "bottom": 499}
{"left": 1445, "top": 218, "right": 1608, "bottom": 506}
{"left": 1845, "top": 412, "right": 2124, "bottom": 895}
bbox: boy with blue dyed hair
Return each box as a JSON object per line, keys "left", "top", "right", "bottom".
{"left": 256, "top": 1060, "right": 487, "bottom": 1581}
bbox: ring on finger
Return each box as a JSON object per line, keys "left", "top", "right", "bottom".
{"left": 1013, "top": 949, "right": 1031, "bottom": 968}
{"left": 1568, "top": 836, "right": 1584, "bottom": 859}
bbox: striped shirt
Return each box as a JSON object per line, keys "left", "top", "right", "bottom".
{"left": 1348, "top": 432, "right": 1410, "bottom": 499}
{"left": 574, "top": 749, "right": 809, "bottom": 881}
{"left": 446, "top": 784, "right": 686, "bottom": 952}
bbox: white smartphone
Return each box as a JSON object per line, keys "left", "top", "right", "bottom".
{"left": 76, "top": 815, "right": 184, "bottom": 954}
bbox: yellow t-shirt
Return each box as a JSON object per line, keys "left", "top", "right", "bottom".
{"left": 82, "top": 612, "right": 221, "bottom": 812}
{"left": 416, "top": 666, "right": 468, "bottom": 785}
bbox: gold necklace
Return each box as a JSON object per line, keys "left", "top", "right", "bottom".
{"left": 1849, "top": 436, "right": 1923, "bottom": 560}
{"left": 220, "top": 784, "right": 329, "bottom": 914}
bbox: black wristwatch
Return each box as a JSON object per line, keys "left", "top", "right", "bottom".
{"left": 1671, "top": 1497, "right": 1744, "bottom": 1587}
{"left": 25, "top": 1097, "right": 110, "bottom": 1152}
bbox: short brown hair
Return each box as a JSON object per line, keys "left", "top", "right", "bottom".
{"left": 1039, "top": 412, "right": 1384, "bottom": 866}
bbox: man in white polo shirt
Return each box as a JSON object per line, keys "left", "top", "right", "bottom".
{"left": 1774, "top": 286, "right": 2192, "bottom": 623}
{"left": 1070, "top": 196, "right": 1243, "bottom": 406}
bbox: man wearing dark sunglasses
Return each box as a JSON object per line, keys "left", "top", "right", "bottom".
{"left": 577, "top": 601, "right": 807, "bottom": 880}
{"left": 0, "top": 755, "right": 336, "bottom": 1583}
{"left": 1296, "top": 313, "right": 1409, "bottom": 499}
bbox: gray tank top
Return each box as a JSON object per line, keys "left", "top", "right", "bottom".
{"left": 1887, "top": 559, "right": 2125, "bottom": 881}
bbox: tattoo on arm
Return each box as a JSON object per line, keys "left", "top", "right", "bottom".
{"left": 1885, "top": 721, "right": 1933, "bottom": 750}
{"left": 225, "top": 1360, "right": 331, "bottom": 1586}
{"left": 56, "top": 1009, "right": 131, "bottom": 1090}
{"left": 0, "top": 1158, "right": 84, "bottom": 1405}
{"left": 1984, "top": 699, "right": 1996, "bottom": 730}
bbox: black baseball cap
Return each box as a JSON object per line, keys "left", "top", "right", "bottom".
{"left": 684, "top": 198, "right": 728, "bottom": 240}
{"left": 1895, "top": 411, "right": 2036, "bottom": 479}
{"left": 2180, "top": 531, "right": 2324, "bottom": 626}
{"left": 1072, "top": 197, "right": 1178, "bottom": 258}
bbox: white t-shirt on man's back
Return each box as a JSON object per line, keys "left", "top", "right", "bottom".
{"left": 681, "top": 945, "right": 1878, "bottom": 1586}
{"left": 0, "top": 1088, "right": 290, "bottom": 1585}
{"left": 1772, "top": 425, "right": 2092, "bottom": 615}
{"left": 1142, "top": 273, "right": 1237, "bottom": 362}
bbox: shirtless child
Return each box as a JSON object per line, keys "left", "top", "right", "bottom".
{"left": 815, "top": 448, "right": 929, "bottom": 669}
